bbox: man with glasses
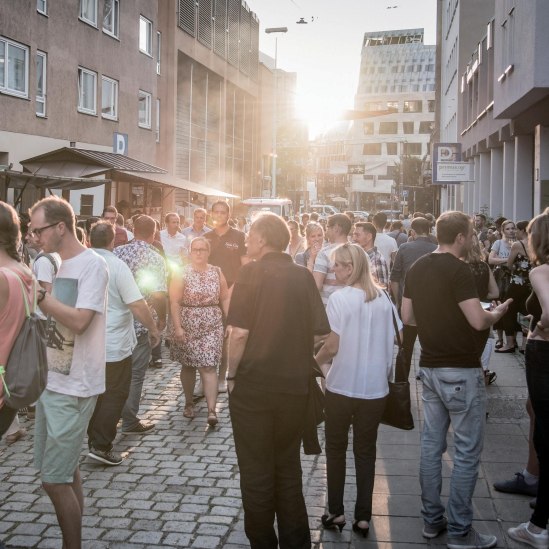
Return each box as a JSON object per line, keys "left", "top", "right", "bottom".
{"left": 313, "top": 213, "right": 352, "bottom": 305}
{"left": 30, "top": 196, "right": 109, "bottom": 549}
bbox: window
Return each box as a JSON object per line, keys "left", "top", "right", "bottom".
{"left": 428, "top": 100, "right": 435, "bottom": 112}
{"left": 0, "top": 37, "right": 29, "bottom": 98}
{"left": 35, "top": 51, "right": 46, "bottom": 116}
{"left": 101, "top": 76, "right": 118, "bottom": 119}
{"left": 155, "top": 98, "right": 160, "bottom": 142}
{"left": 139, "top": 15, "right": 152, "bottom": 56}
{"left": 362, "top": 143, "right": 382, "bottom": 155}
{"left": 103, "top": 0, "right": 119, "bottom": 38}
{"left": 403, "top": 100, "right": 423, "bottom": 113}
{"left": 426, "top": 64, "right": 435, "bottom": 72}
{"left": 80, "top": 194, "right": 94, "bottom": 217}
{"left": 386, "top": 142, "right": 398, "bottom": 155}
{"left": 138, "top": 90, "right": 151, "bottom": 128}
{"left": 156, "top": 32, "right": 161, "bottom": 74}
{"left": 80, "top": 0, "right": 98, "bottom": 26}
{"left": 386, "top": 101, "right": 398, "bottom": 111}
{"left": 403, "top": 121, "right": 414, "bottom": 134}
{"left": 363, "top": 122, "right": 374, "bottom": 135}
{"left": 403, "top": 142, "right": 422, "bottom": 155}
{"left": 379, "top": 122, "right": 398, "bottom": 134}
{"left": 37, "top": 0, "right": 47, "bottom": 15}
{"left": 77, "top": 67, "right": 97, "bottom": 114}
{"left": 419, "top": 121, "right": 433, "bottom": 134}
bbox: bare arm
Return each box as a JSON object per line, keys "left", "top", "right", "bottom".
{"left": 488, "top": 242, "right": 508, "bottom": 266}
{"left": 486, "top": 268, "right": 499, "bottom": 301}
{"left": 313, "top": 271, "right": 326, "bottom": 292}
{"left": 401, "top": 296, "right": 415, "bottom": 326}
{"left": 40, "top": 292, "right": 96, "bottom": 335}
{"left": 458, "top": 297, "right": 513, "bottom": 331}
{"left": 0, "top": 274, "right": 7, "bottom": 406}
{"left": 530, "top": 266, "right": 549, "bottom": 337}
{"left": 506, "top": 241, "right": 521, "bottom": 269}
{"left": 219, "top": 271, "right": 230, "bottom": 318}
{"left": 226, "top": 326, "right": 250, "bottom": 392}
{"left": 169, "top": 275, "right": 185, "bottom": 342}
{"left": 314, "top": 331, "right": 340, "bottom": 377}
{"left": 128, "top": 299, "right": 160, "bottom": 348}
{"left": 38, "top": 280, "right": 53, "bottom": 293}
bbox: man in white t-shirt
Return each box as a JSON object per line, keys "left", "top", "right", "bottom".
{"left": 373, "top": 212, "right": 398, "bottom": 268}
{"left": 30, "top": 196, "right": 109, "bottom": 549}
{"left": 313, "top": 214, "right": 352, "bottom": 305}
{"left": 88, "top": 221, "right": 160, "bottom": 466}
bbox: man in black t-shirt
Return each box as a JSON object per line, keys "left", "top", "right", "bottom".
{"left": 402, "top": 211, "right": 511, "bottom": 549}
{"left": 205, "top": 201, "right": 247, "bottom": 289}
{"left": 204, "top": 201, "right": 247, "bottom": 390}
{"left": 225, "top": 212, "right": 329, "bottom": 548}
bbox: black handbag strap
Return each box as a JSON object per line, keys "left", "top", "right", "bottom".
{"left": 384, "top": 291, "right": 403, "bottom": 349}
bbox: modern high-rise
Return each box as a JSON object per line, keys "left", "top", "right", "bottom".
{"left": 347, "top": 28, "right": 436, "bottom": 212}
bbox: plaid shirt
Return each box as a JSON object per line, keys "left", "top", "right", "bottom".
{"left": 366, "top": 246, "right": 389, "bottom": 288}
{"left": 114, "top": 240, "right": 167, "bottom": 337}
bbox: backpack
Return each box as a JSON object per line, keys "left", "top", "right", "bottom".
{"left": 0, "top": 271, "right": 48, "bottom": 409}
{"left": 35, "top": 252, "right": 59, "bottom": 275}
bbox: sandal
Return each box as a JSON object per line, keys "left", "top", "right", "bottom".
{"left": 207, "top": 409, "right": 218, "bottom": 427}
{"left": 183, "top": 404, "right": 195, "bottom": 419}
{"left": 485, "top": 370, "right": 497, "bottom": 385}
{"left": 495, "top": 339, "right": 504, "bottom": 349}
{"left": 6, "top": 428, "right": 27, "bottom": 445}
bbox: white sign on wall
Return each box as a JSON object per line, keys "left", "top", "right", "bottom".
{"left": 436, "top": 161, "right": 474, "bottom": 182}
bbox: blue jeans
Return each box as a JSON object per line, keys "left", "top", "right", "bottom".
{"left": 121, "top": 332, "right": 151, "bottom": 431}
{"left": 419, "top": 367, "right": 486, "bottom": 536}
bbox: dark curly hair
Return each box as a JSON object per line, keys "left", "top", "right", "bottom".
{"left": 0, "top": 201, "right": 22, "bottom": 262}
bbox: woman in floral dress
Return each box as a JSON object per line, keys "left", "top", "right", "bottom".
{"left": 170, "top": 236, "right": 230, "bottom": 426}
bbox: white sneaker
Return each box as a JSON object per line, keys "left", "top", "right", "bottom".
{"left": 508, "top": 522, "right": 549, "bottom": 549}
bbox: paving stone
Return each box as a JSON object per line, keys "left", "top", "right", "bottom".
{"left": 4, "top": 535, "right": 42, "bottom": 547}
{"left": 192, "top": 535, "right": 223, "bottom": 548}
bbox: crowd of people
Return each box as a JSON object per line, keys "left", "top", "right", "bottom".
{"left": 0, "top": 197, "right": 548, "bottom": 549}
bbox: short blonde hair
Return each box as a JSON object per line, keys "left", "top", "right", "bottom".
{"left": 332, "top": 243, "right": 381, "bottom": 302}
{"left": 190, "top": 236, "right": 211, "bottom": 253}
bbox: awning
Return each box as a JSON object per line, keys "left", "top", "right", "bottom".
{"left": 0, "top": 169, "right": 110, "bottom": 191}
{"left": 121, "top": 171, "right": 239, "bottom": 199}
{"left": 18, "top": 147, "right": 238, "bottom": 198}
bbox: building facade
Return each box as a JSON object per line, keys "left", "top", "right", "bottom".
{"left": 348, "top": 28, "right": 436, "bottom": 212}
{"left": 437, "top": 0, "right": 549, "bottom": 218}
{"left": 0, "top": 0, "right": 263, "bottom": 218}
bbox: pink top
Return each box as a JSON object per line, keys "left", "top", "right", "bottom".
{"left": 0, "top": 266, "right": 34, "bottom": 367}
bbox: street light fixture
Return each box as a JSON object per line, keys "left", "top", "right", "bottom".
{"left": 265, "top": 26, "right": 288, "bottom": 198}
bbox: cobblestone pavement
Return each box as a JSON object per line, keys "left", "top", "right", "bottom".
{"left": 0, "top": 344, "right": 536, "bottom": 548}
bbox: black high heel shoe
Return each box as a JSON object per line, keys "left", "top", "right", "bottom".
{"left": 352, "top": 520, "right": 370, "bottom": 537}
{"left": 321, "top": 514, "right": 346, "bottom": 532}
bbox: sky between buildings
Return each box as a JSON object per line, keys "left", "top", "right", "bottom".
{"left": 251, "top": 0, "right": 437, "bottom": 138}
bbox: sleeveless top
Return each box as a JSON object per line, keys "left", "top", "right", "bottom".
{"left": 510, "top": 241, "right": 532, "bottom": 286}
{"left": 526, "top": 290, "right": 542, "bottom": 332}
{"left": 0, "top": 266, "right": 34, "bottom": 367}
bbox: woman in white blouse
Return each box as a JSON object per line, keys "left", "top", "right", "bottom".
{"left": 315, "top": 242, "right": 402, "bottom": 537}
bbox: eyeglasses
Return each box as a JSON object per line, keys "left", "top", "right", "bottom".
{"left": 191, "top": 248, "right": 209, "bottom": 253}
{"left": 30, "top": 221, "right": 61, "bottom": 237}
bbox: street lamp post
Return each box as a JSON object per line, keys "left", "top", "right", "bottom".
{"left": 265, "top": 27, "right": 288, "bottom": 198}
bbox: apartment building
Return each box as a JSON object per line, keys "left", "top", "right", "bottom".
{"left": 438, "top": 0, "right": 549, "bottom": 218}
{"left": 347, "top": 28, "right": 436, "bottom": 211}
{"left": 0, "top": 0, "right": 263, "bottom": 218}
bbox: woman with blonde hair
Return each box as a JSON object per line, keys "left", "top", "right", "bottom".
{"left": 295, "top": 222, "right": 324, "bottom": 270}
{"left": 285, "top": 219, "right": 306, "bottom": 259}
{"left": 169, "top": 236, "right": 230, "bottom": 426}
{"left": 508, "top": 208, "right": 549, "bottom": 548}
{"left": 315, "top": 242, "right": 402, "bottom": 537}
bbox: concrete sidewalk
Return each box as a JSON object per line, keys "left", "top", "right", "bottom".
{"left": 0, "top": 343, "right": 534, "bottom": 548}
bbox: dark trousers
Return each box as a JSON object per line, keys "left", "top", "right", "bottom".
{"left": 325, "top": 390, "right": 386, "bottom": 522}
{"left": 403, "top": 324, "right": 418, "bottom": 378}
{"left": 500, "top": 283, "right": 530, "bottom": 336}
{"left": 87, "top": 356, "right": 132, "bottom": 451}
{"left": 0, "top": 405, "right": 18, "bottom": 440}
{"left": 526, "top": 340, "right": 549, "bottom": 529}
{"left": 229, "top": 383, "right": 311, "bottom": 549}
{"left": 151, "top": 338, "right": 162, "bottom": 362}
